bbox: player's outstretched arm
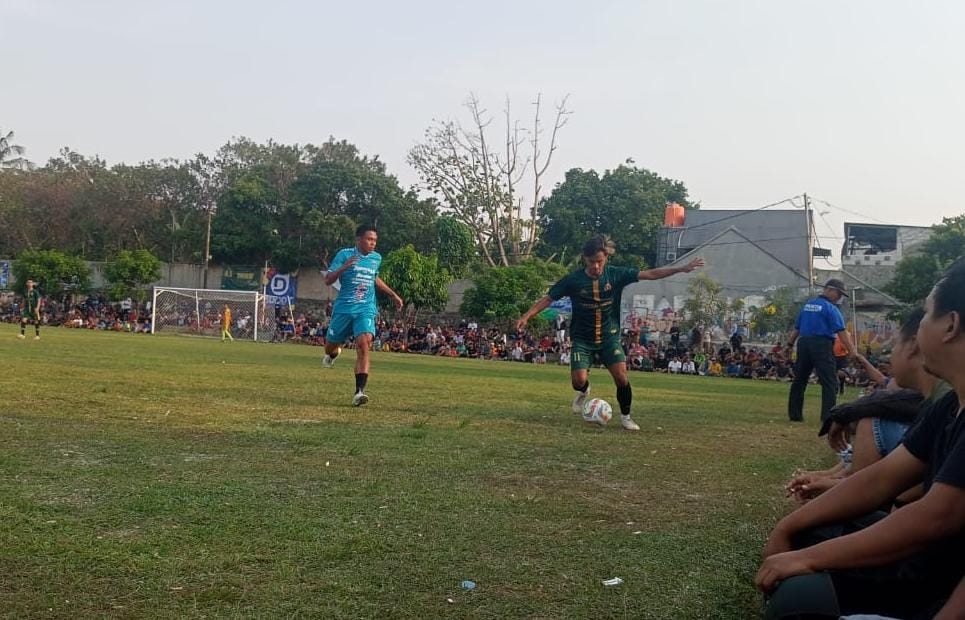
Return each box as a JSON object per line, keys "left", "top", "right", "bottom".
{"left": 376, "top": 277, "right": 404, "bottom": 311}
{"left": 637, "top": 257, "right": 705, "bottom": 281}
{"left": 516, "top": 295, "right": 553, "bottom": 333}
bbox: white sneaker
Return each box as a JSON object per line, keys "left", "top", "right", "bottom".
{"left": 571, "top": 385, "right": 590, "bottom": 414}
{"left": 34, "top": 335, "right": 40, "bottom": 340}
{"left": 621, "top": 415, "right": 640, "bottom": 431}
{"left": 352, "top": 391, "right": 369, "bottom": 407}
{"left": 17, "top": 334, "right": 25, "bottom": 339}
{"left": 322, "top": 354, "right": 336, "bottom": 368}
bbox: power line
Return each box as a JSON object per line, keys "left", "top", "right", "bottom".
{"left": 811, "top": 197, "right": 889, "bottom": 225}
{"left": 679, "top": 195, "right": 804, "bottom": 231}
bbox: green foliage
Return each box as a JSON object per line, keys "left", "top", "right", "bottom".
{"left": 538, "top": 163, "right": 695, "bottom": 267}
{"left": 748, "top": 287, "right": 804, "bottom": 337}
{"left": 379, "top": 245, "right": 452, "bottom": 316}
{"left": 460, "top": 260, "right": 563, "bottom": 320}
{"left": 434, "top": 216, "right": 476, "bottom": 277}
{"left": 103, "top": 249, "right": 162, "bottom": 303}
{"left": 12, "top": 249, "right": 91, "bottom": 297}
{"left": 887, "top": 214, "right": 965, "bottom": 305}
{"left": 681, "top": 273, "right": 726, "bottom": 329}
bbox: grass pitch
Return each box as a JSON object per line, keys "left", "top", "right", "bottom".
{"left": 0, "top": 326, "right": 835, "bottom": 619}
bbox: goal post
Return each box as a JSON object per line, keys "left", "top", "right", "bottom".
{"left": 150, "top": 286, "right": 277, "bottom": 342}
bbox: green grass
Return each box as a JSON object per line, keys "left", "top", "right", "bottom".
{"left": 0, "top": 325, "right": 837, "bottom": 619}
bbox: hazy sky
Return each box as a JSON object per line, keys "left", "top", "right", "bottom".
{"left": 3, "top": 0, "right": 964, "bottom": 264}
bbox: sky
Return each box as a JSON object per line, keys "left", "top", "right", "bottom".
{"left": 3, "top": 0, "right": 964, "bottom": 265}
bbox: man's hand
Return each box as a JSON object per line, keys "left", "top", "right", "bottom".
{"left": 515, "top": 318, "right": 527, "bottom": 333}
{"left": 681, "top": 258, "right": 705, "bottom": 273}
{"left": 341, "top": 255, "right": 359, "bottom": 272}
{"left": 827, "top": 421, "right": 851, "bottom": 453}
{"left": 392, "top": 294, "right": 404, "bottom": 311}
{"left": 756, "top": 550, "right": 817, "bottom": 593}
{"left": 785, "top": 474, "right": 838, "bottom": 504}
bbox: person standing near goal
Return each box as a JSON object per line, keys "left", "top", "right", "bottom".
{"left": 322, "top": 225, "right": 403, "bottom": 406}
{"left": 221, "top": 303, "right": 234, "bottom": 342}
{"left": 516, "top": 235, "right": 705, "bottom": 430}
{"left": 18, "top": 279, "right": 42, "bottom": 340}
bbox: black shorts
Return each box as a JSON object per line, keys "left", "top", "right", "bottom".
{"left": 835, "top": 356, "right": 849, "bottom": 371}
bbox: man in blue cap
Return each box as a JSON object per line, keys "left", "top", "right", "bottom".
{"left": 787, "top": 279, "right": 857, "bottom": 423}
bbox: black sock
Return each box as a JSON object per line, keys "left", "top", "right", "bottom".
{"left": 35, "top": 324, "right": 40, "bottom": 336}
{"left": 355, "top": 373, "right": 368, "bottom": 393}
{"left": 574, "top": 380, "right": 589, "bottom": 393}
{"left": 20, "top": 323, "right": 25, "bottom": 335}
{"left": 617, "top": 384, "right": 632, "bottom": 416}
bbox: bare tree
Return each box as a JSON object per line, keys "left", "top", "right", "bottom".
{"left": 408, "top": 93, "right": 571, "bottom": 266}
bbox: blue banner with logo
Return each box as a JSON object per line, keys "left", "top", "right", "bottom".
{"left": 265, "top": 271, "right": 297, "bottom": 307}
{"left": 0, "top": 261, "right": 9, "bottom": 289}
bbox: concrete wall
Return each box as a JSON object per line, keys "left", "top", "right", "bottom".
{"left": 622, "top": 228, "right": 810, "bottom": 320}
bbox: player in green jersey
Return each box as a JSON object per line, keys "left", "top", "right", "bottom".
{"left": 19, "top": 279, "right": 43, "bottom": 340}
{"left": 517, "top": 236, "right": 704, "bottom": 430}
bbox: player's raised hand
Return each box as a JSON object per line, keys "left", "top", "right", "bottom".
{"left": 515, "top": 318, "right": 527, "bottom": 333}
{"left": 343, "top": 255, "right": 360, "bottom": 270}
{"left": 683, "top": 257, "right": 705, "bottom": 272}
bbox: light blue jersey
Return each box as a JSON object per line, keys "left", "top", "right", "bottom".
{"left": 329, "top": 247, "right": 382, "bottom": 316}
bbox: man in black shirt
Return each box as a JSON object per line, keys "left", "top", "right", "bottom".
{"left": 757, "top": 260, "right": 965, "bottom": 618}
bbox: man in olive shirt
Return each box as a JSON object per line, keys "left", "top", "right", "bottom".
{"left": 18, "top": 279, "right": 42, "bottom": 340}
{"left": 517, "top": 235, "right": 704, "bottom": 430}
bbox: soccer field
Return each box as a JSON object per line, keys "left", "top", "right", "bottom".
{"left": 0, "top": 326, "right": 834, "bottom": 619}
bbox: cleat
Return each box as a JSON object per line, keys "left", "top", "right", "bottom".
{"left": 352, "top": 391, "right": 369, "bottom": 407}
{"left": 34, "top": 335, "right": 40, "bottom": 340}
{"left": 621, "top": 415, "right": 640, "bottom": 431}
{"left": 17, "top": 334, "right": 25, "bottom": 339}
{"left": 322, "top": 354, "right": 336, "bottom": 368}
{"left": 571, "top": 385, "right": 590, "bottom": 414}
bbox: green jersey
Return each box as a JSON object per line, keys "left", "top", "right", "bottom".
{"left": 22, "top": 289, "right": 41, "bottom": 316}
{"left": 548, "top": 265, "right": 638, "bottom": 345}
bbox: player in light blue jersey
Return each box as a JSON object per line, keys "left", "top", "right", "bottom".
{"left": 322, "top": 225, "right": 404, "bottom": 406}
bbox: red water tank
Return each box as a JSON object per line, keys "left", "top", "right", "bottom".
{"left": 664, "top": 202, "right": 685, "bottom": 227}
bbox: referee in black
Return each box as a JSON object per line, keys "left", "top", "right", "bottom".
{"left": 786, "top": 279, "right": 857, "bottom": 423}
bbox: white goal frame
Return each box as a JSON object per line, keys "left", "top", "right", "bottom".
{"left": 150, "top": 286, "right": 276, "bottom": 342}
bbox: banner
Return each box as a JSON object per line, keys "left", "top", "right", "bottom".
{"left": 265, "top": 270, "right": 297, "bottom": 307}
{"left": 0, "top": 261, "right": 9, "bottom": 289}
{"left": 221, "top": 265, "right": 262, "bottom": 291}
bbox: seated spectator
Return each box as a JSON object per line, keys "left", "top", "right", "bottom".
{"left": 668, "top": 356, "right": 683, "bottom": 374}
{"left": 709, "top": 358, "right": 722, "bottom": 376}
{"left": 682, "top": 357, "right": 696, "bottom": 375}
{"left": 757, "top": 261, "right": 965, "bottom": 619}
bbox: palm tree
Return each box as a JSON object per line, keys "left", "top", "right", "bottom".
{"left": 0, "top": 129, "right": 35, "bottom": 170}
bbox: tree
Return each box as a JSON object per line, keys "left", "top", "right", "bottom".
{"left": 0, "top": 129, "right": 34, "bottom": 170}
{"left": 13, "top": 249, "right": 91, "bottom": 297}
{"left": 538, "top": 163, "right": 696, "bottom": 267}
{"left": 887, "top": 214, "right": 965, "bottom": 305}
{"left": 680, "top": 273, "right": 726, "bottom": 330}
{"left": 379, "top": 245, "right": 452, "bottom": 327}
{"left": 435, "top": 216, "right": 476, "bottom": 277}
{"left": 104, "top": 249, "right": 162, "bottom": 304}
{"left": 408, "top": 93, "right": 571, "bottom": 266}
{"left": 460, "top": 260, "right": 567, "bottom": 321}
{"left": 748, "top": 287, "right": 803, "bottom": 337}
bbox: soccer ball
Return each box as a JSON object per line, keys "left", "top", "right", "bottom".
{"left": 582, "top": 398, "right": 613, "bottom": 426}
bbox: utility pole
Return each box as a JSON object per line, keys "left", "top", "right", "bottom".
{"left": 804, "top": 192, "right": 814, "bottom": 294}
{"left": 203, "top": 207, "right": 212, "bottom": 289}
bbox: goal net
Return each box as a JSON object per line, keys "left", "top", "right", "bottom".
{"left": 151, "top": 287, "right": 277, "bottom": 342}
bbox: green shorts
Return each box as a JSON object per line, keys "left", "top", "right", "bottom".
{"left": 570, "top": 338, "right": 626, "bottom": 370}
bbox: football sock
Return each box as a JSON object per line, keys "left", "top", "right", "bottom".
{"left": 355, "top": 373, "right": 368, "bottom": 393}
{"left": 574, "top": 380, "right": 589, "bottom": 393}
{"left": 617, "top": 384, "right": 632, "bottom": 416}
{"left": 20, "top": 323, "right": 25, "bottom": 336}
